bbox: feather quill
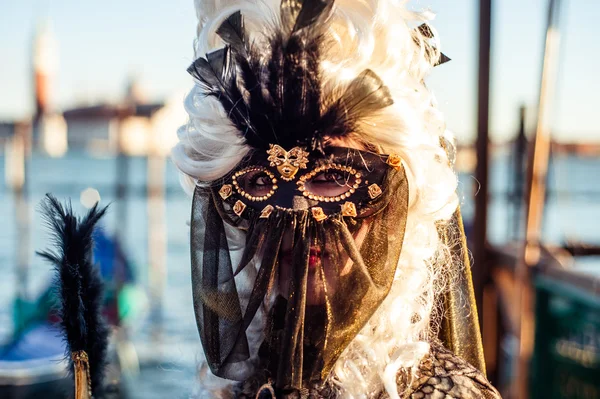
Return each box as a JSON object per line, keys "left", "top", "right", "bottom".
{"left": 37, "top": 195, "right": 109, "bottom": 396}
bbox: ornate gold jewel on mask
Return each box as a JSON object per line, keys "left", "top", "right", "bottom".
{"left": 267, "top": 144, "right": 309, "bottom": 181}
{"left": 386, "top": 154, "right": 403, "bottom": 170}
{"left": 341, "top": 201, "right": 357, "bottom": 217}
{"left": 233, "top": 200, "right": 247, "bottom": 216}
{"left": 219, "top": 184, "right": 233, "bottom": 200}
{"left": 260, "top": 204, "right": 274, "bottom": 219}
{"left": 368, "top": 183, "right": 382, "bottom": 199}
{"left": 311, "top": 207, "right": 327, "bottom": 222}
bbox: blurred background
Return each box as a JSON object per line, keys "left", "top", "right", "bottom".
{"left": 0, "top": 0, "right": 598, "bottom": 398}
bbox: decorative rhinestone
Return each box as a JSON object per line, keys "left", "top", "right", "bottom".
{"left": 386, "top": 154, "right": 403, "bottom": 170}
{"left": 219, "top": 184, "right": 233, "bottom": 200}
{"left": 368, "top": 184, "right": 382, "bottom": 199}
{"left": 341, "top": 202, "right": 357, "bottom": 217}
{"left": 259, "top": 205, "right": 273, "bottom": 218}
{"left": 311, "top": 207, "right": 327, "bottom": 222}
{"left": 233, "top": 200, "right": 246, "bottom": 216}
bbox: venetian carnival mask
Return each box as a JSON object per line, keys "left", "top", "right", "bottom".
{"left": 187, "top": 0, "right": 414, "bottom": 394}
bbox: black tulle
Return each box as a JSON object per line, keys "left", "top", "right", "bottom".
{"left": 191, "top": 157, "right": 409, "bottom": 393}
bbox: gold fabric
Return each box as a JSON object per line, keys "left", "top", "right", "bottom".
{"left": 436, "top": 207, "right": 487, "bottom": 375}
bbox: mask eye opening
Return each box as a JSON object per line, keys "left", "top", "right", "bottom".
{"left": 232, "top": 166, "right": 279, "bottom": 202}
{"left": 297, "top": 163, "right": 361, "bottom": 202}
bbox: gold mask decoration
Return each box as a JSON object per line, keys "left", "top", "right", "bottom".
{"left": 267, "top": 144, "right": 309, "bottom": 181}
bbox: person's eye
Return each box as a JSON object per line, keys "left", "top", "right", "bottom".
{"left": 311, "top": 171, "right": 346, "bottom": 185}
{"left": 251, "top": 174, "right": 270, "bottom": 187}
{"left": 233, "top": 168, "right": 277, "bottom": 200}
{"left": 303, "top": 169, "right": 357, "bottom": 198}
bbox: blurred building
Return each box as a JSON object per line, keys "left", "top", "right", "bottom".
{"left": 0, "top": 19, "right": 184, "bottom": 158}
{"left": 32, "top": 19, "right": 67, "bottom": 157}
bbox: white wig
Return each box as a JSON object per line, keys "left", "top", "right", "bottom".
{"left": 172, "top": 0, "right": 460, "bottom": 397}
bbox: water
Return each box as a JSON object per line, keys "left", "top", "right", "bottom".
{"left": 0, "top": 150, "right": 598, "bottom": 397}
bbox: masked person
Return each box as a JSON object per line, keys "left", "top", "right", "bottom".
{"left": 171, "top": 0, "right": 502, "bottom": 398}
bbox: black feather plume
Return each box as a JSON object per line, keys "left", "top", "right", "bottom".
{"left": 280, "top": 0, "right": 335, "bottom": 33}
{"left": 319, "top": 69, "right": 393, "bottom": 138}
{"left": 188, "top": 0, "right": 396, "bottom": 151}
{"left": 37, "top": 194, "right": 109, "bottom": 396}
{"left": 216, "top": 11, "right": 247, "bottom": 58}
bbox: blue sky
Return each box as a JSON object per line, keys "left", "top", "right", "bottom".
{"left": 0, "top": 0, "right": 598, "bottom": 143}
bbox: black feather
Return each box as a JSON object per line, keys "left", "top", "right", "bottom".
{"left": 216, "top": 11, "right": 248, "bottom": 58}
{"left": 319, "top": 69, "right": 393, "bottom": 138}
{"left": 188, "top": 47, "right": 259, "bottom": 139}
{"left": 280, "top": 0, "right": 334, "bottom": 33}
{"left": 189, "top": 0, "right": 394, "bottom": 151}
{"left": 37, "top": 194, "right": 109, "bottom": 396}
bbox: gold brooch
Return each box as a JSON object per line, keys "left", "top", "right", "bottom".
{"left": 232, "top": 200, "right": 247, "bottom": 216}
{"left": 386, "top": 154, "right": 403, "bottom": 170}
{"left": 260, "top": 205, "right": 274, "bottom": 219}
{"left": 341, "top": 201, "right": 357, "bottom": 217}
{"left": 219, "top": 184, "right": 233, "bottom": 200}
{"left": 311, "top": 207, "right": 327, "bottom": 222}
{"left": 368, "top": 184, "right": 382, "bottom": 199}
{"left": 267, "top": 144, "right": 309, "bottom": 181}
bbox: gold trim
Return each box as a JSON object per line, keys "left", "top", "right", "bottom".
{"left": 297, "top": 163, "right": 359, "bottom": 202}
{"left": 232, "top": 166, "right": 277, "bottom": 202}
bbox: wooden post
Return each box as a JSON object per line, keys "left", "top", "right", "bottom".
{"left": 7, "top": 122, "right": 32, "bottom": 324}
{"left": 513, "top": 0, "right": 563, "bottom": 397}
{"left": 473, "top": 0, "right": 492, "bottom": 331}
{"left": 147, "top": 145, "right": 167, "bottom": 344}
